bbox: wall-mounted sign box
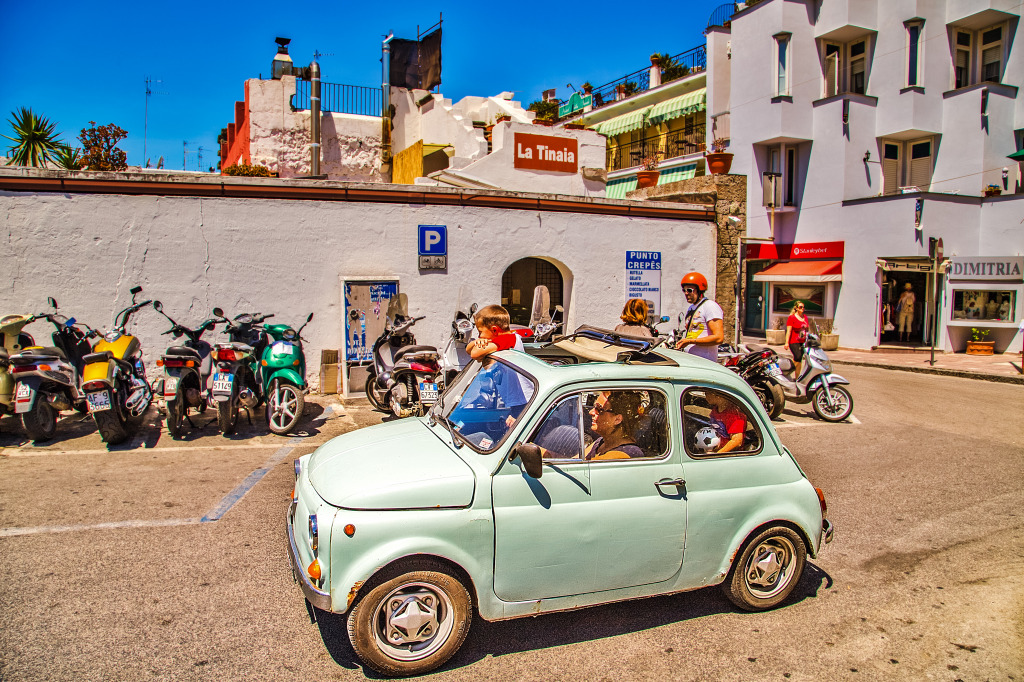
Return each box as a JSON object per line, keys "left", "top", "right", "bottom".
{"left": 625, "top": 250, "right": 662, "bottom": 320}
{"left": 948, "top": 256, "right": 1023, "bottom": 281}
{"left": 418, "top": 224, "right": 447, "bottom": 270}
{"left": 558, "top": 92, "right": 593, "bottom": 118}
{"left": 513, "top": 133, "right": 579, "bottom": 173}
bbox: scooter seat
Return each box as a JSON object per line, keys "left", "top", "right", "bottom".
{"left": 166, "top": 346, "right": 201, "bottom": 358}
{"left": 747, "top": 344, "right": 771, "bottom": 353}
{"left": 394, "top": 345, "right": 439, "bottom": 361}
{"left": 777, "top": 357, "right": 795, "bottom": 373}
{"left": 12, "top": 346, "right": 67, "bottom": 362}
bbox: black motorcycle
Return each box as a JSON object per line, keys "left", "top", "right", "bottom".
{"left": 725, "top": 347, "right": 787, "bottom": 420}
{"left": 364, "top": 294, "right": 440, "bottom": 419}
{"left": 152, "top": 302, "right": 220, "bottom": 439}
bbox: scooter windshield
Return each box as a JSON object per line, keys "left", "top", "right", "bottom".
{"left": 386, "top": 293, "right": 409, "bottom": 325}
{"left": 439, "top": 358, "right": 536, "bottom": 453}
{"left": 528, "top": 286, "right": 552, "bottom": 328}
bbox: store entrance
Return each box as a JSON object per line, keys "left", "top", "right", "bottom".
{"left": 880, "top": 270, "right": 929, "bottom": 345}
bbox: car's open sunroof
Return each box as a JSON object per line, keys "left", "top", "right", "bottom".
{"left": 545, "top": 326, "right": 679, "bottom": 366}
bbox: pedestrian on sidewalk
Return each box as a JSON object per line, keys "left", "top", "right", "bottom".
{"left": 786, "top": 303, "right": 809, "bottom": 376}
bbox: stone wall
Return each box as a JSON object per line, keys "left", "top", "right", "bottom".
{"left": 626, "top": 173, "right": 747, "bottom": 341}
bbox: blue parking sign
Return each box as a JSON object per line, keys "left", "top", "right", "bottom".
{"left": 418, "top": 225, "right": 447, "bottom": 255}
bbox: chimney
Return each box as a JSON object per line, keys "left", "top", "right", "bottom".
{"left": 272, "top": 37, "right": 293, "bottom": 79}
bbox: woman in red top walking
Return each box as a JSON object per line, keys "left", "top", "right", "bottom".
{"left": 785, "top": 302, "right": 810, "bottom": 377}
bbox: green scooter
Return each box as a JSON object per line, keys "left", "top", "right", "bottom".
{"left": 261, "top": 313, "right": 313, "bottom": 434}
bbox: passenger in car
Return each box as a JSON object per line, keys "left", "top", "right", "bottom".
{"left": 585, "top": 391, "right": 645, "bottom": 460}
{"left": 705, "top": 391, "right": 747, "bottom": 454}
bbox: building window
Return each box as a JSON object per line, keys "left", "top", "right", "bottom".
{"left": 776, "top": 35, "right": 790, "bottom": 96}
{"left": 824, "top": 43, "right": 840, "bottom": 97}
{"left": 881, "top": 138, "right": 934, "bottom": 194}
{"left": 908, "top": 140, "right": 933, "bottom": 190}
{"left": 906, "top": 22, "right": 923, "bottom": 87}
{"left": 951, "top": 290, "right": 1015, "bottom": 321}
{"left": 785, "top": 147, "right": 797, "bottom": 205}
{"left": 981, "top": 25, "right": 1003, "bottom": 82}
{"left": 764, "top": 144, "right": 799, "bottom": 206}
{"left": 849, "top": 40, "right": 867, "bottom": 94}
{"left": 820, "top": 36, "right": 872, "bottom": 96}
{"left": 882, "top": 143, "right": 901, "bottom": 195}
{"left": 954, "top": 31, "right": 972, "bottom": 88}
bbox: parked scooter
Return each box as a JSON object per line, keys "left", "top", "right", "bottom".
{"left": 440, "top": 299, "right": 477, "bottom": 390}
{"left": 516, "top": 285, "right": 564, "bottom": 343}
{"left": 0, "top": 312, "right": 39, "bottom": 422}
{"left": 152, "top": 302, "right": 220, "bottom": 439}
{"left": 364, "top": 294, "right": 441, "bottom": 418}
{"left": 9, "top": 299, "right": 95, "bottom": 441}
{"left": 80, "top": 287, "right": 155, "bottom": 445}
{"left": 721, "top": 346, "right": 787, "bottom": 419}
{"left": 261, "top": 312, "right": 314, "bottom": 434}
{"left": 747, "top": 329, "right": 853, "bottom": 422}
{"left": 209, "top": 308, "right": 272, "bottom": 435}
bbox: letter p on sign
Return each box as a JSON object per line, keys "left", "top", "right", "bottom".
{"left": 418, "top": 225, "right": 447, "bottom": 256}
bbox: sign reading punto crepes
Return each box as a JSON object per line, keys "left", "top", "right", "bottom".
{"left": 513, "top": 133, "right": 578, "bottom": 173}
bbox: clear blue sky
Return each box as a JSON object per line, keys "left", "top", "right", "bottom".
{"left": 1, "top": 0, "right": 718, "bottom": 171}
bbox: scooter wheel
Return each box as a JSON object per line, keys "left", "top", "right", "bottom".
{"left": 218, "top": 400, "right": 238, "bottom": 435}
{"left": 166, "top": 399, "right": 184, "bottom": 440}
{"left": 812, "top": 384, "right": 854, "bottom": 422}
{"left": 364, "top": 371, "right": 389, "bottom": 412}
{"left": 22, "top": 401, "right": 57, "bottom": 442}
{"left": 267, "top": 381, "right": 304, "bottom": 435}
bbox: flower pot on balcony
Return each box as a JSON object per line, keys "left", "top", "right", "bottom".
{"left": 636, "top": 170, "right": 660, "bottom": 188}
{"left": 706, "top": 152, "right": 734, "bottom": 175}
{"left": 966, "top": 340, "right": 994, "bottom": 355}
{"left": 819, "top": 333, "right": 839, "bottom": 351}
{"left": 765, "top": 329, "right": 786, "bottom": 346}
{"left": 563, "top": 123, "right": 586, "bottom": 130}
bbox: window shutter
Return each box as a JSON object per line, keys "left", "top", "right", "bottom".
{"left": 955, "top": 49, "right": 971, "bottom": 87}
{"left": 882, "top": 144, "right": 900, "bottom": 195}
{"left": 825, "top": 54, "right": 838, "bottom": 96}
{"left": 981, "top": 45, "right": 1001, "bottom": 81}
{"left": 909, "top": 142, "right": 932, "bottom": 190}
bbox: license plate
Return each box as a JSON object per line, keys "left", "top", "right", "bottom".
{"left": 164, "top": 376, "right": 178, "bottom": 396}
{"left": 212, "top": 373, "right": 233, "bottom": 394}
{"left": 15, "top": 383, "right": 31, "bottom": 398}
{"left": 419, "top": 381, "right": 438, "bottom": 404}
{"left": 87, "top": 390, "right": 112, "bottom": 412}
{"left": 766, "top": 363, "right": 782, "bottom": 377}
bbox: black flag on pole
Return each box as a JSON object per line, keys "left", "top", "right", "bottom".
{"left": 389, "top": 28, "right": 442, "bottom": 91}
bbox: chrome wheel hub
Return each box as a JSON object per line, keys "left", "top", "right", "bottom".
{"left": 745, "top": 537, "right": 795, "bottom": 598}
{"left": 373, "top": 582, "right": 453, "bottom": 661}
{"left": 269, "top": 385, "right": 298, "bottom": 428}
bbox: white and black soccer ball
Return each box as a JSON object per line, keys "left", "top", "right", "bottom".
{"left": 694, "top": 426, "right": 721, "bottom": 452}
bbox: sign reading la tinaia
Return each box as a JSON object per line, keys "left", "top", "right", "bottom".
{"left": 948, "top": 256, "right": 1024, "bottom": 281}
{"left": 513, "top": 133, "right": 578, "bottom": 173}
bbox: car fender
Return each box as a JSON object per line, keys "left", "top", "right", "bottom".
{"left": 328, "top": 509, "right": 493, "bottom": 615}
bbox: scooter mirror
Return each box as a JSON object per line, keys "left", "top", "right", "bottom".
{"left": 48, "top": 297, "right": 57, "bottom": 309}
{"left": 470, "top": 303, "right": 478, "bottom": 315}
{"left": 678, "top": 312, "right": 685, "bottom": 323}
{"left": 153, "top": 301, "right": 163, "bottom": 312}
{"left": 306, "top": 313, "right": 314, "bottom": 323}
{"left": 130, "top": 286, "right": 142, "bottom": 296}
{"left": 213, "top": 307, "right": 224, "bottom": 318}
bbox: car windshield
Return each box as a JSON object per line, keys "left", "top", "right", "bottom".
{"left": 435, "top": 357, "right": 537, "bottom": 452}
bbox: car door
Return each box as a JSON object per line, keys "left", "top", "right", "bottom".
{"left": 491, "top": 385, "right": 686, "bottom": 602}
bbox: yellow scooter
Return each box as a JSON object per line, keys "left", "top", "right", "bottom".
{"left": 81, "top": 287, "right": 156, "bottom": 445}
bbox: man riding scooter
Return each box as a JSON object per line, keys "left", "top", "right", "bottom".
{"left": 675, "top": 272, "right": 724, "bottom": 362}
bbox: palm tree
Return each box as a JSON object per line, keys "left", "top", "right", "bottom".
{"left": 53, "top": 144, "right": 83, "bottom": 170}
{"left": 3, "top": 107, "right": 62, "bottom": 167}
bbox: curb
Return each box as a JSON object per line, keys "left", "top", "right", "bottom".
{"left": 831, "top": 359, "right": 1024, "bottom": 385}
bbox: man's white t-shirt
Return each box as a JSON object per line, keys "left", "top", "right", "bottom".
{"left": 683, "top": 298, "right": 724, "bottom": 361}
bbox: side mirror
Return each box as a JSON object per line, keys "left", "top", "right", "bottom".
{"left": 153, "top": 301, "right": 163, "bottom": 312}
{"left": 213, "top": 307, "right": 224, "bottom": 318}
{"left": 511, "top": 443, "right": 543, "bottom": 478}
{"left": 306, "top": 312, "right": 314, "bottom": 323}
{"left": 48, "top": 297, "right": 57, "bottom": 309}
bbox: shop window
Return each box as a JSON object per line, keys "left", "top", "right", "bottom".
{"left": 682, "top": 388, "right": 762, "bottom": 458}
{"left": 529, "top": 389, "right": 669, "bottom": 461}
{"left": 951, "top": 290, "right": 1016, "bottom": 322}
{"left": 773, "top": 284, "right": 825, "bottom": 316}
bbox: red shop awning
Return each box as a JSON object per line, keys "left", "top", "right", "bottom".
{"left": 753, "top": 260, "right": 843, "bottom": 283}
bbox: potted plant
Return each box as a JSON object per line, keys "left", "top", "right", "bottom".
{"left": 984, "top": 184, "right": 1001, "bottom": 197}
{"left": 582, "top": 82, "right": 594, "bottom": 95}
{"left": 705, "top": 137, "right": 733, "bottom": 175}
{"left": 765, "top": 316, "right": 787, "bottom": 345}
{"left": 818, "top": 318, "right": 839, "bottom": 351}
{"left": 635, "top": 153, "right": 661, "bottom": 188}
{"left": 494, "top": 113, "right": 511, "bottom": 124}
{"left": 966, "top": 327, "right": 994, "bottom": 355}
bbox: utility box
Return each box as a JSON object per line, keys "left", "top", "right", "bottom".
{"left": 319, "top": 349, "right": 340, "bottom": 394}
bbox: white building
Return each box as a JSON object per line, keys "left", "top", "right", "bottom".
{"left": 708, "top": 0, "right": 1023, "bottom": 352}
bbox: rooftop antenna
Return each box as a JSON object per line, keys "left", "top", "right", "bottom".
{"left": 197, "top": 146, "right": 203, "bottom": 171}
{"left": 144, "top": 76, "right": 166, "bottom": 165}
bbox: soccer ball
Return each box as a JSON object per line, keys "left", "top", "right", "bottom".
{"left": 694, "top": 427, "right": 721, "bottom": 452}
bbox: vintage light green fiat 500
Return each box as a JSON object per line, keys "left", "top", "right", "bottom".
{"left": 287, "top": 329, "right": 833, "bottom": 677}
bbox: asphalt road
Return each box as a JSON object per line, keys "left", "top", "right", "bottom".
{"left": 1, "top": 366, "right": 1021, "bottom": 681}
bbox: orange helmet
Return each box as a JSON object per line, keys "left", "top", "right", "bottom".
{"left": 680, "top": 272, "right": 708, "bottom": 292}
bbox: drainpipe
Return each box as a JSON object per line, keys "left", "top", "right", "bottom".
{"left": 310, "top": 58, "right": 321, "bottom": 176}
{"left": 381, "top": 33, "right": 394, "bottom": 165}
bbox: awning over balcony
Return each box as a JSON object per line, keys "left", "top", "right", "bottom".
{"left": 606, "top": 175, "right": 638, "bottom": 199}
{"left": 647, "top": 88, "right": 706, "bottom": 126}
{"left": 658, "top": 163, "right": 698, "bottom": 183}
{"left": 593, "top": 106, "right": 653, "bottom": 138}
{"left": 754, "top": 260, "right": 843, "bottom": 282}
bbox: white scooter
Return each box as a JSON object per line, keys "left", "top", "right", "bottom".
{"left": 440, "top": 298, "right": 477, "bottom": 390}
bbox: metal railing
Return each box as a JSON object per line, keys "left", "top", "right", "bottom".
{"left": 606, "top": 124, "right": 707, "bottom": 171}
{"left": 584, "top": 45, "right": 707, "bottom": 116}
{"left": 705, "top": 3, "right": 738, "bottom": 33}
{"left": 292, "top": 80, "right": 383, "bottom": 117}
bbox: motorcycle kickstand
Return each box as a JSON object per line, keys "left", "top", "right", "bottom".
{"left": 185, "top": 413, "right": 196, "bottom": 428}
{"left": 245, "top": 408, "right": 252, "bottom": 426}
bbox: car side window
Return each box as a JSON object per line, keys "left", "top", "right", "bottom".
{"left": 532, "top": 395, "right": 583, "bottom": 460}
{"left": 682, "top": 388, "right": 762, "bottom": 457}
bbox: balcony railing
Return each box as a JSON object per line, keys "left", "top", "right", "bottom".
{"left": 606, "top": 124, "right": 706, "bottom": 171}
{"left": 585, "top": 45, "right": 707, "bottom": 115}
{"left": 292, "top": 80, "right": 383, "bottom": 117}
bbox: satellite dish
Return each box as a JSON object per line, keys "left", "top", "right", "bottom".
{"left": 157, "top": 156, "right": 164, "bottom": 169}
{"left": 145, "top": 158, "right": 151, "bottom": 168}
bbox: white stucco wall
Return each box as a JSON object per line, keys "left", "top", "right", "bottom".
{"left": 0, "top": 174, "right": 715, "bottom": 384}
{"left": 246, "top": 77, "right": 384, "bottom": 182}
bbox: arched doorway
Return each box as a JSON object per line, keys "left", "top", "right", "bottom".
{"left": 501, "top": 257, "right": 565, "bottom": 326}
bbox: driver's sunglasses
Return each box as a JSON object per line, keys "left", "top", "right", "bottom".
{"left": 591, "top": 402, "right": 615, "bottom": 415}
{"left": 682, "top": 286, "right": 699, "bottom": 294}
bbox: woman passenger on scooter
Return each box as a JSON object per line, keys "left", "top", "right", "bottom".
{"left": 785, "top": 303, "right": 809, "bottom": 377}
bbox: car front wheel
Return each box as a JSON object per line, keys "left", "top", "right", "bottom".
{"left": 347, "top": 567, "right": 472, "bottom": 677}
{"left": 723, "top": 526, "right": 806, "bottom": 611}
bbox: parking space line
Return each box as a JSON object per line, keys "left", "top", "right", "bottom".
{"left": 0, "top": 517, "right": 201, "bottom": 538}
{"left": 774, "top": 413, "right": 860, "bottom": 428}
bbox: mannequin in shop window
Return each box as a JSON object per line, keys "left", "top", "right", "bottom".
{"left": 897, "top": 283, "right": 916, "bottom": 342}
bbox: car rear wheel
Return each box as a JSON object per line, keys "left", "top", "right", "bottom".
{"left": 347, "top": 567, "right": 472, "bottom": 677}
{"left": 724, "top": 526, "right": 806, "bottom": 611}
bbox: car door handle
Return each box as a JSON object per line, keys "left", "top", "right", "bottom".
{"left": 655, "top": 478, "right": 686, "bottom": 490}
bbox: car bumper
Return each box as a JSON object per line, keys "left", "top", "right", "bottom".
{"left": 286, "top": 501, "right": 332, "bottom": 612}
{"left": 821, "top": 518, "right": 835, "bottom": 546}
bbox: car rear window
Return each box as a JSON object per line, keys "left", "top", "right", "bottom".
{"left": 681, "top": 388, "right": 763, "bottom": 458}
